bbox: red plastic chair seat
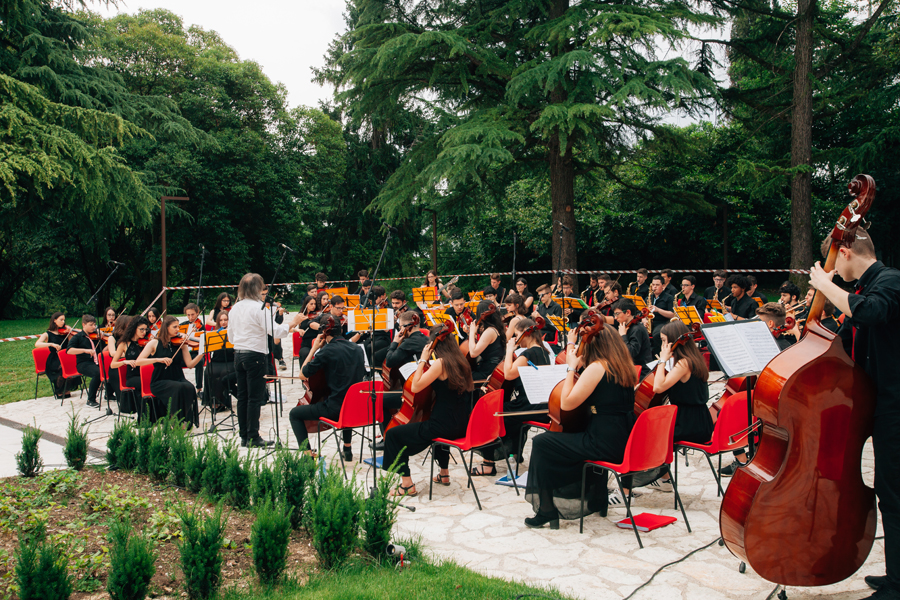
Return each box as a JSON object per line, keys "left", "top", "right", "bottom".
{"left": 139, "top": 364, "right": 155, "bottom": 398}
{"left": 316, "top": 381, "right": 384, "bottom": 475}
{"left": 292, "top": 331, "right": 301, "bottom": 358}
{"left": 118, "top": 365, "right": 134, "bottom": 391}
{"left": 33, "top": 347, "right": 49, "bottom": 376}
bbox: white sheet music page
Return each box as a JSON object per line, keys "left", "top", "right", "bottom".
{"left": 701, "top": 320, "right": 781, "bottom": 377}
{"left": 518, "top": 364, "right": 569, "bottom": 405}
{"left": 398, "top": 361, "right": 417, "bottom": 380}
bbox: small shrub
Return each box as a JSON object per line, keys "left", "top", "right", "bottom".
{"left": 117, "top": 424, "right": 138, "bottom": 471}
{"left": 251, "top": 499, "right": 292, "bottom": 584}
{"left": 16, "top": 425, "right": 43, "bottom": 478}
{"left": 107, "top": 517, "right": 156, "bottom": 600}
{"left": 178, "top": 503, "right": 227, "bottom": 600}
{"left": 15, "top": 521, "right": 72, "bottom": 600}
{"left": 252, "top": 458, "right": 281, "bottom": 506}
{"left": 307, "top": 466, "right": 362, "bottom": 569}
{"left": 106, "top": 419, "right": 130, "bottom": 469}
{"left": 279, "top": 447, "right": 315, "bottom": 530}
{"left": 363, "top": 459, "right": 401, "bottom": 561}
{"left": 63, "top": 411, "right": 89, "bottom": 471}
{"left": 147, "top": 420, "right": 171, "bottom": 481}
{"left": 223, "top": 446, "right": 251, "bottom": 509}
{"left": 200, "top": 439, "right": 226, "bottom": 500}
{"left": 135, "top": 419, "right": 152, "bottom": 474}
{"left": 168, "top": 425, "right": 192, "bottom": 488}
{"left": 185, "top": 442, "right": 206, "bottom": 494}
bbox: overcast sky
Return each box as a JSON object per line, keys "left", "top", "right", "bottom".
{"left": 96, "top": 0, "right": 347, "bottom": 109}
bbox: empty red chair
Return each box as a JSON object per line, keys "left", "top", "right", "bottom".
{"left": 430, "top": 389, "right": 519, "bottom": 510}
{"left": 117, "top": 362, "right": 138, "bottom": 419}
{"left": 57, "top": 351, "right": 84, "bottom": 405}
{"left": 32, "top": 347, "right": 50, "bottom": 400}
{"left": 579, "top": 405, "right": 691, "bottom": 546}
{"left": 317, "top": 381, "right": 384, "bottom": 475}
{"left": 291, "top": 331, "right": 301, "bottom": 376}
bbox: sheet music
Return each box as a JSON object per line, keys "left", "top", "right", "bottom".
{"left": 357, "top": 343, "right": 370, "bottom": 369}
{"left": 399, "top": 361, "right": 417, "bottom": 380}
{"left": 518, "top": 364, "right": 569, "bottom": 406}
{"left": 741, "top": 323, "right": 781, "bottom": 368}
{"left": 701, "top": 320, "right": 781, "bottom": 377}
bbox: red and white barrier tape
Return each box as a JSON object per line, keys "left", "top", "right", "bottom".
{"left": 0, "top": 334, "right": 42, "bottom": 343}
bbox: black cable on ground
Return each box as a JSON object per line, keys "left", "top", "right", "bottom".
{"left": 620, "top": 537, "right": 723, "bottom": 600}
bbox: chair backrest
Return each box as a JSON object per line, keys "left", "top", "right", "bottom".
{"left": 98, "top": 349, "right": 111, "bottom": 383}
{"left": 32, "top": 347, "right": 50, "bottom": 374}
{"left": 712, "top": 392, "right": 751, "bottom": 452}
{"left": 58, "top": 350, "right": 80, "bottom": 378}
{"left": 618, "top": 405, "right": 678, "bottom": 473}
{"left": 292, "top": 331, "right": 301, "bottom": 358}
{"left": 118, "top": 362, "right": 134, "bottom": 390}
{"left": 465, "top": 389, "right": 504, "bottom": 448}
{"left": 338, "top": 381, "right": 384, "bottom": 428}
{"left": 139, "top": 364, "right": 155, "bottom": 397}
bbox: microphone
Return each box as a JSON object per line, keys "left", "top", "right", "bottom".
{"left": 280, "top": 243, "right": 297, "bottom": 253}
{"left": 108, "top": 260, "right": 125, "bottom": 266}
{"left": 382, "top": 223, "right": 398, "bottom": 233}
{"left": 555, "top": 221, "right": 571, "bottom": 232}
{"left": 199, "top": 244, "right": 210, "bottom": 256}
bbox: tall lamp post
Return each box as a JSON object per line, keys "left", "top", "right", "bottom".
{"left": 424, "top": 208, "right": 438, "bottom": 273}
{"left": 160, "top": 196, "right": 189, "bottom": 314}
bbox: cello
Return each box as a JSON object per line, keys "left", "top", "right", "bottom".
{"left": 547, "top": 312, "right": 605, "bottom": 433}
{"left": 296, "top": 316, "right": 339, "bottom": 433}
{"left": 633, "top": 322, "right": 702, "bottom": 415}
{"left": 720, "top": 174, "right": 878, "bottom": 586}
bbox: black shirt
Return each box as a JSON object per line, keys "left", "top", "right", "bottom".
{"left": 649, "top": 292, "right": 674, "bottom": 329}
{"left": 622, "top": 323, "right": 653, "bottom": 377}
{"left": 628, "top": 281, "right": 650, "bottom": 298}
{"left": 730, "top": 294, "right": 758, "bottom": 320}
{"left": 484, "top": 285, "right": 506, "bottom": 301}
{"left": 563, "top": 292, "right": 584, "bottom": 326}
{"left": 384, "top": 331, "right": 430, "bottom": 370}
{"left": 775, "top": 334, "right": 795, "bottom": 352}
{"left": 665, "top": 283, "right": 678, "bottom": 297}
{"left": 535, "top": 301, "right": 563, "bottom": 342}
{"left": 582, "top": 286, "right": 602, "bottom": 306}
{"left": 821, "top": 316, "right": 840, "bottom": 334}
{"left": 69, "top": 331, "right": 98, "bottom": 367}
{"left": 839, "top": 261, "right": 900, "bottom": 416}
{"left": 302, "top": 337, "right": 366, "bottom": 411}
{"left": 704, "top": 285, "right": 725, "bottom": 300}
{"left": 752, "top": 291, "right": 769, "bottom": 304}
{"left": 679, "top": 293, "right": 708, "bottom": 315}
{"left": 443, "top": 307, "right": 469, "bottom": 341}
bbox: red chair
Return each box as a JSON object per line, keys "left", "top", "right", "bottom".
{"left": 674, "top": 393, "right": 750, "bottom": 499}
{"left": 57, "top": 351, "right": 84, "bottom": 405}
{"left": 32, "top": 347, "right": 51, "bottom": 400}
{"left": 291, "top": 331, "right": 301, "bottom": 377}
{"left": 317, "top": 381, "right": 384, "bottom": 476}
{"left": 117, "top": 364, "right": 138, "bottom": 420}
{"left": 139, "top": 364, "right": 158, "bottom": 421}
{"left": 579, "top": 405, "right": 691, "bottom": 546}
{"left": 430, "top": 389, "right": 519, "bottom": 510}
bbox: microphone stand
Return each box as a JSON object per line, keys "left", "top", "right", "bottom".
{"left": 259, "top": 245, "right": 292, "bottom": 452}
{"left": 84, "top": 262, "right": 122, "bottom": 425}
{"left": 554, "top": 225, "right": 568, "bottom": 340}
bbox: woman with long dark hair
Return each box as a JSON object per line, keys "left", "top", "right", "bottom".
{"left": 383, "top": 325, "right": 474, "bottom": 497}
{"left": 135, "top": 315, "right": 202, "bottom": 425}
{"left": 34, "top": 312, "right": 71, "bottom": 398}
{"left": 202, "top": 310, "right": 236, "bottom": 413}
{"left": 110, "top": 316, "right": 150, "bottom": 414}
{"left": 524, "top": 325, "right": 638, "bottom": 528}
{"left": 468, "top": 299, "right": 505, "bottom": 381}
{"left": 503, "top": 293, "right": 527, "bottom": 340}
{"left": 210, "top": 292, "right": 233, "bottom": 323}
{"left": 294, "top": 294, "right": 322, "bottom": 364}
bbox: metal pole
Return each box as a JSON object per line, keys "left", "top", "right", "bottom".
{"left": 431, "top": 210, "right": 438, "bottom": 273}
{"left": 161, "top": 197, "right": 167, "bottom": 314}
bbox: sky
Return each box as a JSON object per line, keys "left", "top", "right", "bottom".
{"left": 95, "top": 0, "right": 347, "bottom": 109}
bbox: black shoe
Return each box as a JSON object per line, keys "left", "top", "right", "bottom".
{"left": 86, "top": 400, "right": 100, "bottom": 408}
{"left": 240, "top": 438, "right": 247, "bottom": 448}
{"left": 343, "top": 446, "right": 353, "bottom": 462}
{"left": 869, "top": 584, "right": 900, "bottom": 599}
{"left": 247, "top": 437, "right": 274, "bottom": 448}
{"left": 524, "top": 513, "right": 559, "bottom": 530}
{"left": 867, "top": 576, "right": 888, "bottom": 591}
{"left": 719, "top": 460, "right": 740, "bottom": 477}
{"left": 369, "top": 440, "right": 385, "bottom": 451}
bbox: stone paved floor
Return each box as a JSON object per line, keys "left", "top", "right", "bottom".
{"left": 0, "top": 337, "right": 885, "bottom": 600}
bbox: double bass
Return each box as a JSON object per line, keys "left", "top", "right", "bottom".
{"left": 547, "top": 312, "right": 605, "bottom": 433}
{"left": 720, "top": 174, "right": 878, "bottom": 586}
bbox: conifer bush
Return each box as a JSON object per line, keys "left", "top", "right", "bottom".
{"left": 178, "top": 503, "right": 227, "bottom": 600}
{"left": 251, "top": 499, "right": 292, "bottom": 584}
{"left": 107, "top": 517, "right": 156, "bottom": 600}
{"left": 307, "top": 467, "right": 362, "bottom": 569}
{"left": 63, "top": 411, "right": 89, "bottom": 471}
{"left": 106, "top": 418, "right": 129, "bottom": 469}
{"left": 147, "top": 419, "right": 171, "bottom": 481}
{"left": 223, "top": 446, "right": 251, "bottom": 510}
{"left": 363, "top": 461, "right": 400, "bottom": 561}
{"left": 200, "top": 439, "right": 226, "bottom": 500}
{"left": 168, "top": 424, "right": 192, "bottom": 488}
{"left": 16, "top": 425, "right": 43, "bottom": 478}
{"left": 279, "top": 447, "right": 315, "bottom": 530}
{"left": 117, "top": 423, "right": 138, "bottom": 471}
{"left": 185, "top": 440, "right": 206, "bottom": 494}
{"left": 252, "top": 458, "right": 281, "bottom": 506}
{"left": 15, "top": 521, "right": 72, "bottom": 600}
{"left": 135, "top": 419, "right": 152, "bottom": 474}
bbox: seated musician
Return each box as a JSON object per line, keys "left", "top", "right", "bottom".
{"left": 704, "top": 269, "right": 727, "bottom": 300}
{"left": 651, "top": 321, "right": 714, "bottom": 492}
{"left": 747, "top": 275, "right": 768, "bottom": 303}
{"left": 109, "top": 316, "right": 150, "bottom": 414}
{"left": 291, "top": 313, "right": 365, "bottom": 460}
{"left": 383, "top": 326, "right": 474, "bottom": 497}
{"left": 67, "top": 314, "right": 103, "bottom": 409}
{"left": 356, "top": 269, "right": 369, "bottom": 297}
{"left": 180, "top": 302, "right": 205, "bottom": 393}
{"left": 583, "top": 273, "right": 604, "bottom": 309}
{"left": 201, "top": 310, "right": 237, "bottom": 413}
{"left": 613, "top": 298, "right": 653, "bottom": 379}
{"left": 523, "top": 325, "right": 639, "bottom": 528}
{"left": 358, "top": 279, "right": 372, "bottom": 305}
{"left": 324, "top": 294, "right": 350, "bottom": 337}
{"left": 473, "top": 318, "right": 551, "bottom": 476}
{"left": 101, "top": 306, "right": 117, "bottom": 333}
{"left": 725, "top": 275, "right": 757, "bottom": 320}
{"left": 597, "top": 282, "right": 621, "bottom": 324}
{"left": 444, "top": 290, "right": 470, "bottom": 344}
{"left": 210, "top": 292, "right": 233, "bottom": 323}
{"left": 105, "top": 315, "right": 131, "bottom": 401}
{"left": 648, "top": 275, "right": 675, "bottom": 353}
{"left": 390, "top": 289, "right": 424, "bottom": 326}
{"left": 468, "top": 300, "right": 506, "bottom": 388}
{"left": 779, "top": 281, "right": 803, "bottom": 314}
{"left": 146, "top": 307, "right": 161, "bottom": 337}
{"left": 504, "top": 293, "right": 527, "bottom": 340}
{"left": 351, "top": 284, "right": 391, "bottom": 367}
{"left": 678, "top": 275, "right": 707, "bottom": 314}
{"left": 486, "top": 273, "right": 506, "bottom": 303}
{"left": 560, "top": 276, "right": 583, "bottom": 327}
{"left": 314, "top": 272, "right": 328, "bottom": 293}
{"left": 294, "top": 295, "right": 321, "bottom": 363}
{"left": 533, "top": 284, "right": 563, "bottom": 350}
{"left": 514, "top": 277, "right": 535, "bottom": 310}
{"left": 660, "top": 269, "right": 678, "bottom": 297}
{"left": 626, "top": 268, "right": 650, "bottom": 297}
{"left": 35, "top": 312, "right": 71, "bottom": 398}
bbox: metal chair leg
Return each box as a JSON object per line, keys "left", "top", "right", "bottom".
{"left": 429, "top": 443, "right": 436, "bottom": 500}
{"left": 706, "top": 452, "right": 725, "bottom": 496}
{"left": 458, "top": 448, "right": 481, "bottom": 510}
{"left": 617, "top": 473, "right": 643, "bottom": 548}
{"left": 502, "top": 450, "right": 519, "bottom": 495}
{"left": 579, "top": 463, "right": 590, "bottom": 534}
{"left": 671, "top": 475, "right": 692, "bottom": 533}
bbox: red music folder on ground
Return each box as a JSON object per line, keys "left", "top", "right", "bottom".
{"left": 616, "top": 513, "right": 677, "bottom": 532}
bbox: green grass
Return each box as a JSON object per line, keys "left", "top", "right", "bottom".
{"left": 0, "top": 318, "right": 51, "bottom": 405}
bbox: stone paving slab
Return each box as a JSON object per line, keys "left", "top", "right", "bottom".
{"left": 0, "top": 337, "right": 885, "bottom": 600}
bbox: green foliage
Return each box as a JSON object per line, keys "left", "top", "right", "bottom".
{"left": 252, "top": 458, "right": 282, "bottom": 507}
{"left": 185, "top": 439, "right": 206, "bottom": 494}
{"left": 200, "top": 438, "right": 227, "bottom": 501}
{"left": 250, "top": 499, "right": 292, "bottom": 585}
{"left": 223, "top": 446, "right": 251, "bottom": 510}
{"left": 117, "top": 423, "right": 138, "bottom": 471}
{"left": 168, "top": 423, "right": 192, "bottom": 488}
{"left": 16, "top": 425, "right": 43, "bottom": 478}
{"left": 81, "top": 485, "right": 151, "bottom": 518}
{"left": 63, "top": 411, "right": 89, "bottom": 471}
{"left": 15, "top": 521, "right": 73, "bottom": 600}
{"left": 106, "top": 418, "right": 129, "bottom": 469}
{"left": 134, "top": 419, "right": 152, "bottom": 474}
{"left": 307, "top": 466, "right": 362, "bottom": 569}
{"left": 362, "top": 460, "right": 400, "bottom": 561}
{"left": 278, "top": 447, "right": 315, "bottom": 530}
{"left": 107, "top": 517, "right": 156, "bottom": 600}
{"left": 147, "top": 419, "right": 171, "bottom": 482}
{"left": 177, "top": 503, "right": 227, "bottom": 600}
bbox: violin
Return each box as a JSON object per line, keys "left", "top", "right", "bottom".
{"left": 459, "top": 303, "right": 496, "bottom": 361}
{"left": 625, "top": 307, "right": 651, "bottom": 328}
{"left": 386, "top": 319, "right": 455, "bottom": 432}
{"left": 383, "top": 313, "right": 421, "bottom": 392}
{"left": 483, "top": 316, "right": 546, "bottom": 397}
{"left": 771, "top": 316, "right": 796, "bottom": 338}
{"left": 632, "top": 322, "right": 702, "bottom": 415}
{"left": 547, "top": 312, "right": 605, "bottom": 433}
{"left": 296, "top": 316, "right": 339, "bottom": 432}
{"left": 720, "top": 174, "right": 878, "bottom": 586}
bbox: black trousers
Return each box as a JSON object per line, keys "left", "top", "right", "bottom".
{"left": 76, "top": 362, "right": 100, "bottom": 404}
{"left": 289, "top": 402, "right": 352, "bottom": 450}
{"left": 383, "top": 422, "right": 451, "bottom": 478}
{"left": 234, "top": 351, "right": 268, "bottom": 441}
{"left": 874, "top": 412, "right": 900, "bottom": 588}
{"left": 380, "top": 394, "right": 404, "bottom": 432}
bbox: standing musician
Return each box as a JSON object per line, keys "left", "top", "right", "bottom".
{"left": 649, "top": 320, "right": 714, "bottom": 492}
{"left": 356, "top": 269, "right": 369, "bottom": 295}
{"left": 210, "top": 292, "right": 233, "bottom": 323}
{"left": 809, "top": 231, "right": 900, "bottom": 599}
{"left": 626, "top": 268, "right": 650, "bottom": 298}
{"left": 523, "top": 325, "right": 639, "bottom": 528}
{"left": 467, "top": 300, "right": 506, "bottom": 387}
{"left": 314, "top": 272, "right": 328, "bottom": 293}
{"left": 110, "top": 316, "right": 150, "bottom": 415}
{"left": 35, "top": 312, "right": 71, "bottom": 399}
{"left": 583, "top": 273, "right": 605, "bottom": 308}
{"left": 66, "top": 314, "right": 103, "bottom": 408}
{"left": 227, "top": 273, "right": 303, "bottom": 447}
{"left": 660, "top": 269, "right": 678, "bottom": 297}
{"left": 201, "top": 310, "right": 236, "bottom": 414}
{"left": 486, "top": 273, "right": 506, "bottom": 303}
{"left": 647, "top": 275, "right": 675, "bottom": 353}
{"left": 705, "top": 269, "right": 728, "bottom": 300}
{"left": 747, "top": 275, "right": 768, "bottom": 303}
{"left": 503, "top": 293, "right": 527, "bottom": 340}
{"left": 472, "top": 318, "right": 552, "bottom": 476}
{"left": 725, "top": 275, "right": 757, "bottom": 320}
{"left": 755, "top": 303, "right": 799, "bottom": 350}
{"left": 560, "top": 276, "right": 584, "bottom": 327}
{"left": 676, "top": 276, "right": 707, "bottom": 314}
{"left": 383, "top": 325, "right": 474, "bottom": 497}
{"left": 444, "top": 290, "right": 470, "bottom": 344}
{"left": 514, "top": 277, "right": 535, "bottom": 310}
{"left": 291, "top": 313, "right": 365, "bottom": 460}
{"left": 613, "top": 298, "right": 653, "bottom": 378}
{"left": 135, "top": 315, "right": 203, "bottom": 425}
{"left": 533, "top": 284, "right": 563, "bottom": 350}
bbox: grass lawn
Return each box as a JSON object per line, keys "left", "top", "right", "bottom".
{"left": 0, "top": 318, "right": 50, "bottom": 406}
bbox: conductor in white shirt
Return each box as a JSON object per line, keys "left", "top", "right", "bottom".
{"left": 227, "top": 273, "right": 303, "bottom": 447}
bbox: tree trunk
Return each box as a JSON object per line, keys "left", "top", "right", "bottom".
{"left": 789, "top": 0, "right": 815, "bottom": 285}
{"left": 549, "top": 131, "right": 577, "bottom": 288}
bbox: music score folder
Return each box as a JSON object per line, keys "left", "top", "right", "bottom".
{"left": 701, "top": 320, "right": 781, "bottom": 378}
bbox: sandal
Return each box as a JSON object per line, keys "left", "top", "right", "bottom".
{"left": 432, "top": 474, "right": 450, "bottom": 486}
{"left": 390, "top": 484, "right": 417, "bottom": 498}
{"left": 470, "top": 463, "right": 497, "bottom": 477}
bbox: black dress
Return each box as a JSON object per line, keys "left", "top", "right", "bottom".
{"left": 382, "top": 378, "right": 471, "bottom": 477}
{"left": 206, "top": 345, "right": 236, "bottom": 410}
{"left": 119, "top": 341, "right": 143, "bottom": 414}
{"left": 525, "top": 373, "right": 636, "bottom": 519}
{"left": 149, "top": 344, "right": 198, "bottom": 425}
{"left": 44, "top": 330, "right": 69, "bottom": 395}
{"left": 471, "top": 329, "right": 505, "bottom": 382}
{"left": 667, "top": 374, "right": 714, "bottom": 444}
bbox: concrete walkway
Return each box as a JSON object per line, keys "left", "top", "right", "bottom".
{"left": 0, "top": 337, "right": 885, "bottom": 600}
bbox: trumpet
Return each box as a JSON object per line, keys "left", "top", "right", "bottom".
{"left": 783, "top": 299, "right": 809, "bottom": 314}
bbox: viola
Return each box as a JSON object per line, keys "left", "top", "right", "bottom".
{"left": 626, "top": 307, "right": 651, "bottom": 328}
{"left": 385, "top": 319, "right": 455, "bottom": 432}
{"left": 547, "top": 312, "right": 605, "bottom": 433}
{"left": 771, "top": 316, "right": 796, "bottom": 338}
{"left": 633, "top": 322, "right": 701, "bottom": 415}
{"left": 720, "top": 174, "right": 878, "bottom": 586}
{"left": 297, "top": 316, "right": 339, "bottom": 432}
